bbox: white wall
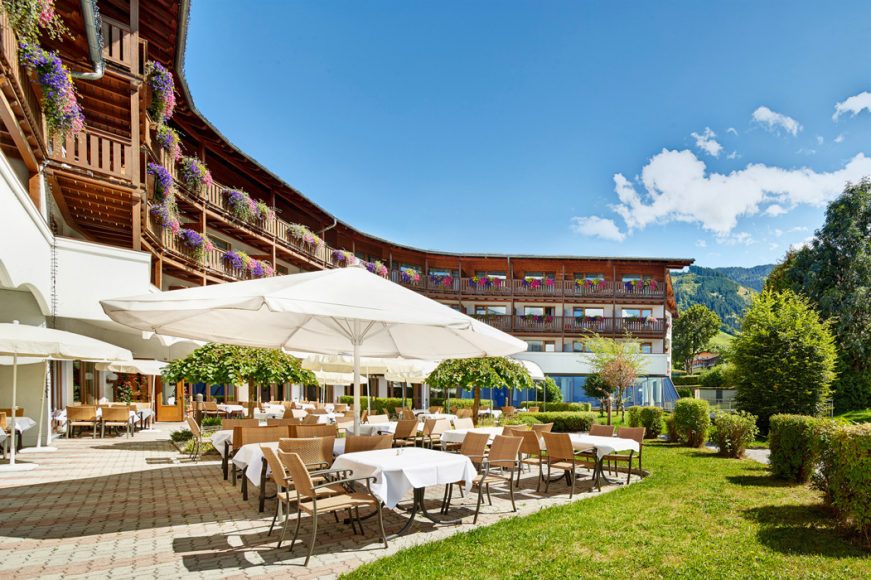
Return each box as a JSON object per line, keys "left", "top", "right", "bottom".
{"left": 513, "top": 351, "right": 671, "bottom": 376}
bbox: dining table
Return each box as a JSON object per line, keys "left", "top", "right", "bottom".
{"left": 331, "top": 447, "right": 477, "bottom": 536}
{"left": 540, "top": 432, "right": 641, "bottom": 488}
{"left": 439, "top": 426, "right": 504, "bottom": 448}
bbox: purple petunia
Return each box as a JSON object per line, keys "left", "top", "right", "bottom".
{"left": 145, "top": 60, "right": 176, "bottom": 123}
{"left": 155, "top": 124, "right": 181, "bottom": 160}
{"left": 178, "top": 155, "right": 213, "bottom": 193}
{"left": 147, "top": 162, "right": 174, "bottom": 201}
{"left": 19, "top": 42, "right": 84, "bottom": 138}
{"left": 222, "top": 250, "right": 243, "bottom": 270}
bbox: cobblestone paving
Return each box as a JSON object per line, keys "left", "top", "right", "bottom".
{"left": 0, "top": 424, "right": 638, "bottom": 579}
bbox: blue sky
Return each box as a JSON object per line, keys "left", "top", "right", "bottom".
{"left": 186, "top": 1, "right": 871, "bottom": 268}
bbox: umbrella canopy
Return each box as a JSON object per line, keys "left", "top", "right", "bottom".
{"left": 516, "top": 359, "right": 545, "bottom": 381}
{"left": 95, "top": 360, "right": 167, "bottom": 375}
{"left": 313, "top": 370, "right": 368, "bottom": 385}
{"left": 383, "top": 359, "right": 437, "bottom": 383}
{"left": 0, "top": 322, "right": 131, "bottom": 469}
{"left": 101, "top": 266, "right": 526, "bottom": 433}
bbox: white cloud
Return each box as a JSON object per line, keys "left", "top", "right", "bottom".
{"left": 765, "top": 204, "right": 788, "bottom": 216}
{"left": 695, "top": 239, "right": 707, "bottom": 248}
{"left": 690, "top": 127, "right": 723, "bottom": 157}
{"left": 570, "top": 216, "right": 626, "bottom": 242}
{"left": 816, "top": 135, "right": 824, "bottom": 145}
{"left": 609, "top": 148, "right": 871, "bottom": 235}
{"left": 752, "top": 106, "right": 802, "bottom": 136}
{"left": 727, "top": 151, "right": 740, "bottom": 160}
{"left": 834, "top": 133, "right": 845, "bottom": 143}
{"left": 726, "top": 127, "right": 738, "bottom": 136}
{"left": 833, "top": 91, "right": 871, "bottom": 121}
{"left": 769, "top": 242, "right": 780, "bottom": 250}
{"left": 715, "top": 232, "right": 754, "bottom": 246}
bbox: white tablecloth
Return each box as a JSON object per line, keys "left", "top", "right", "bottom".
{"left": 348, "top": 422, "right": 423, "bottom": 437}
{"left": 211, "top": 429, "right": 233, "bottom": 457}
{"left": 540, "top": 433, "right": 640, "bottom": 460}
{"left": 218, "top": 404, "right": 246, "bottom": 415}
{"left": 440, "top": 426, "right": 503, "bottom": 445}
{"left": 331, "top": 447, "right": 477, "bottom": 508}
{"left": 235, "top": 440, "right": 345, "bottom": 486}
{"left": 417, "top": 413, "right": 457, "bottom": 422}
{"left": 4, "top": 416, "right": 37, "bottom": 433}
{"left": 477, "top": 409, "right": 502, "bottom": 418}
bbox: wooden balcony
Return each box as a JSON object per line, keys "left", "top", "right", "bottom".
{"left": 50, "top": 128, "right": 133, "bottom": 181}
{"left": 469, "top": 315, "right": 667, "bottom": 337}
{"left": 0, "top": 11, "right": 45, "bottom": 148}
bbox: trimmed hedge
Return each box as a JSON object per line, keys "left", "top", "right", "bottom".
{"left": 526, "top": 412, "right": 597, "bottom": 432}
{"left": 665, "top": 413, "right": 678, "bottom": 442}
{"left": 769, "top": 414, "right": 823, "bottom": 483}
{"left": 433, "top": 398, "right": 494, "bottom": 410}
{"left": 676, "top": 387, "right": 695, "bottom": 399}
{"left": 828, "top": 424, "right": 871, "bottom": 544}
{"left": 638, "top": 406, "right": 664, "bottom": 439}
{"left": 711, "top": 411, "right": 758, "bottom": 458}
{"left": 521, "top": 401, "right": 592, "bottom": 412}
{"left": 503, "top": 415, "right": 542, "bottom": 426}
{"left": 672, "top": 375, "right": 703, "bottom": 386}
{"left": 339, "top": 396, "right": 405, "bottom": 415}
{"left": 674, "top": 398, "right": 710, "bottom": 447}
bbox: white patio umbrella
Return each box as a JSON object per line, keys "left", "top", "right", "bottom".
{"left": 384, "top": 359, "right": 437, "bottom": 409}
{"left": 514, "top": 358, "right": 545, "bottom": 408}
{"left": 311, "top": 370, "right": 368, "bottom": 404}
{"left": 101, "top": 265, "right": 526, "bottom": 434}
{"left": 0, "top": 321, "right": 132, "bottom": 471}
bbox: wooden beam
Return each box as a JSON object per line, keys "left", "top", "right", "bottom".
{"left": 0, "top": 84, "right": 38, "bottom": 172}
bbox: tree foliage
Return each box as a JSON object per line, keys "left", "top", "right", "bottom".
{"left": 587, "top": 336, "right": 646, "bottom": 423}
{"left": 428, "top": 357, "right": 533, "bottom": 423}
{"left": 732, "top": 291, "right": 837, "bottom": 431}
{"left": 776, "top": 180, "right": 871, "bottom": 411}
{"left": 673, "top": 304, "right": 721, "bottom": 372}
{"left": 163, "top": 343, "right": 316, "bottom": 393}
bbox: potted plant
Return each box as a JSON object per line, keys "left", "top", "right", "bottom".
{"left": 145, "top": 60, "right": 176, "bottom": 123}
{"left": 19, "top": 42, "right": 84, "bottom": 139}
{"left": 178, "top": 155, "right": 213, "bottom": 194}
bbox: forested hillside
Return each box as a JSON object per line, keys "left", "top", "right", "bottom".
{"left": 671, "top": 265, "right": 773, "bottom": 333}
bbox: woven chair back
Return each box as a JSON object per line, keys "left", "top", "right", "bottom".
{"left": 280, "top": 451, "right": 315, "bottom": 498}
{"left": 67, "top": 405, "right": 97, "bottom": 422}
{"left": 222, "top": 418, "right": 260, "bottom": 430}
{"left": 489, "top": 435, "right": 523, "bottom": 468}
{"left": 295, "top": 424, "right": 338, "bottom": 439}
{"left": 453, "top": 417, "right": 474, "bottom": 430}
{"left": 393, "top": 419, "right": 418, "bottom": 439}
{"left": 460, "top": 431, "right": 490, "bottom": 458}
{"left": 345, "top": 434, "right": 393, "bottom": 453}
{"left": 541, "top": 432, "right": 575, "bottom": 462}
{"left": 589, "top": 424, "right": 615, "bottom": 437}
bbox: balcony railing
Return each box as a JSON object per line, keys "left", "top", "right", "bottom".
{"left": 0, "top": 11, "right": 45, "bottom": 143}
{"left": 469, "top": 315, "right": 667, "bottom": 336}
{"left": 101, "top": 17, "right": 135, "bottom": 72}
{"left": 50, "top": 129, "right": 133, "bottom": 180}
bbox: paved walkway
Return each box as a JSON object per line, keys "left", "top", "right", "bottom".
{"left": 0, "top": 424, "right": 639, "bottom": 579}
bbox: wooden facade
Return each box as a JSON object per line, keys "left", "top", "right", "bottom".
{"left": 0, "top": 0, "right": 693, "bottom": 353}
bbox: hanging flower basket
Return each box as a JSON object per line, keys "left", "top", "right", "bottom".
{"left": 178, "top": 228, "right": 214, "bottom": 263}
{"left": 364, "top": 260, "right": 388, "bottom": 278}
{"left": 145, "top": 60, "right": 176, "bottom": 123}
{"left": 146, "top": 162, "right": 174, "bottom": 202}
{"left": 222, "top": 250, "right": 244, "bottom": 270}
{"left": 178, "top": 156, "right": 213, "bottom": 194}
{"left": 149, "top": 202, "right": 180, "bottom": 235}
{"left": 332, "top": 249, "right": 355, "bottom": 265}
{"left": 19, "top": 42, "right": 84, "bottom": 139}
{"left": 225, "top": 189, "right": 253, "bottom": 221}
{"left": 429, "top": 274, "right": 454, "bottom": 288}
{"left": 471, "top": 275, "right": 503, "bottom": 289}
{"left": 155, "top": 124, "right": 182, "bottom": 161}
{"left": 399, "top": 268, "right": 420, "bottom": 284}
{"left": 288, "top": 224, "right": 323, "bottom": 250}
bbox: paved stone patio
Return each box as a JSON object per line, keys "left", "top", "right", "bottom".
{"left": 0, "top": 424, "right": 639, "bottom": 579}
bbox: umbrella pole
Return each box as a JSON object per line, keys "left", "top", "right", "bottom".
{"left": 36, "top": 361, "right": 47, "bottom": 448}
{"left": 9, "top": 354, "right": 17, "bottom": 464}
{"left": 353, "top": 331, "right": 361, "bottom": 436}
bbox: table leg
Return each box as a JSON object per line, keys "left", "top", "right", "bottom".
{"left": 259, "top": 458, "right": 268, "bottom": 512}
{"left": 242, "top": 469, "right": 249, "bottom": 500}
{"left": 222, "top": 443, "right": 230, "bottom": 480}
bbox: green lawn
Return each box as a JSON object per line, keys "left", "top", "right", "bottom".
{"left": 836, "top": 409, "right": 871, "bottom": 424}
{"left": 347, "top": 443, "right": 869, "bottom": 579}
{"left": 709, "top": 330, "right": 735, "bottom": 351}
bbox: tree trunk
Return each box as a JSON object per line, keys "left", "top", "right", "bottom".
{"left": 247, "top": 379, "right": 257, "bottom": 418}
{"left": 606, "top": 397, "right": 612, "bottom": 425}
{"left": 472, "top": 385, "right": 480, "bottom": 426}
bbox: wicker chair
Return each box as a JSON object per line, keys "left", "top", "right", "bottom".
{"left": 531, "top": 422, "right": 553, "bottom": 435}
{"left": 334, "top": 404, "right": 348, "bottom": 413}
{"left": 527, "top": 406, "right": 540, "bottom": 413}
{"left": 66, "top": 405, "right": 98, "bottom": 438}
{"left": 278, "top": 436, "right": 335, "bottom": 473}
{"left": 604, "top": 426, "right": 645, "bottom": 484}
{"left": 420, "top": 418, "right": 450, "bottom": 449}
{"left": 540, "top": 432, "right": 596, "bottom": 497}
{"left": 101, "top": 406, "right": 132, "bottom": 438}
{"left": 399, "top": 408, "right": 417, "bottom": 421}
{"left": 309, "top": 408, "right": 328, "bottom": 415}
{"left": 428, "top": 406, "right": 444, "bottom": 414}
{"left": 267, "top": 418, "right": 304, "bottom": 428}
{"left": 230, "top": 426, "right": 290, "bottom": 485}
{"left": 302, "top": 414, "right": 320, "bottom": 425}
{"left": 589, "top": 424, "right": 615, "bottom": 437}
{"left": 453, "top": 417, "right": 475, "bottom": 430}
{"left": 455, "top": 408, "right": 473, "bottom": 419}
{"left": 285, "top": 408, "right": 309, "bottom": 419}
{"left": 471, "top": 435, "right": 523, "bottom": 523}
{"left": 392, "top": 419, "right": 419, "bottom": 447}
{"left": 515, "top": 430, "right": 546, "bottom": 490}
{"left": 263, "top": 447, "right": 347, "bottom": 542}
{"left": 441, "top": 430, "right": 490, "bottom": 512}
{"left": 366, "top": 414, "right": 390, "bottom": 425}
{"left": 186, "top": 416, "right": 204, "bottom": 461}
{"left": 295, "top": 424, "right": 339, "bottom": 439}
{"left": 345, "top": 434, "right": 393, "bottom": 453}
{"left": 500, "top": 406, "right": 517, "bottom": 419}
{"left": 202, "top": 401, "right": 227, "bottom": 418}
{"left": 280, "top": 450, "right": 387, "bottom": 566}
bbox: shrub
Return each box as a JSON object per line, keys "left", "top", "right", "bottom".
{"left": 182, "top": 439, "right": 214, "bottom": 455}
{"left": 170, "top": 429, "right": 192, "bottom": 443}
{"left": 701, "top": 364, "right": 736, "bottom": 389}
{"left": 628, "top": 406, "right": 641, "bottom": 427}
{"left": 673, "top": 398, "right": 710, "bottom": 447}
{"left": 665, "top": 414, "right": 678, "bottom": 442}
{"left": 811, "top": 419, "right": 840, "bottom": 503}
{"left": 828, "top": 424, "right": 871, "bottom": 544}
{"left": 672, "top": 375, "right": 703, "bottom": 386}
{"left": 521, "top": 401, "right": 591, "bottom": 412}
{"left": 338, "top": 396, "right": 406, "bottom": 415}
{"left": 711, "top": 411, "right": 758, "bottom": 458}
{"left": 201, "top": 416, "right": 222, "bottom": 428}
{"left": 432, "top": 398, "right": 493, "bottom": 410}
{"left": 768, "top": 414, "right": 822, "bottom": 483}
{"left": 676, "top": 387, "right": 695, "bottom": 399}
{"left": 638, "top": 406, "right": 664, "bottom": 439}
{"left": 503, "top": 415, "right": 542, "bottom": 426}
{"left": 526, "top": 412, "right": 597, "bottom": 432}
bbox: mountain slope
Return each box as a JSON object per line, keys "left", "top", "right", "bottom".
{"left": 671, "top": 265, "right": 773, "bottom": 333}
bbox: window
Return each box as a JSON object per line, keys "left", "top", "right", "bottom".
{"left": 570, "top": 340, "right": 590, "bottom": 353}
{"left": 575, "top": 273, "right": 604, "bottom": 281}
{"left": 276, "top": 264, "right": 289, "bottom": 275}
{"left": 526, "top": 340, "right": 555, "bottom": 352}
{"left": 429, "top": 268, "right": 454, "bottom": 277}
{"left": 640, "top": 342, "right": 653, "bottom": 354}
{"left": 475, "top": 271, "right": 506, "bottom": 280}
{"left": 210, "top": 236, "right": 231, "bottom": 252}
{"left": 524, "top": 272, "right": 544, "bottom": 280}
{"left": 524, "top": 306, "right": 554, "bottom": 316}
{"left": 573, "top": 307, "right": 604, "bottom": 318}
{"left": 475, "top": 305, "right": 507, "bottom": 315}
{"left": 622, "top": 308, "right": 652, "bottom": 318}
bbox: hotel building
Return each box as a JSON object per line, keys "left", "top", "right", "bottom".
{"left": 0, "top": 0, "right": 692, "bottom": 436}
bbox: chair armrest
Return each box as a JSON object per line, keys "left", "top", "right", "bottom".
{"left": 312, "top": 475, "right": 376, "bottom": 490}
{"left": 309, "top": 467, "right": 354, "bottom": 479}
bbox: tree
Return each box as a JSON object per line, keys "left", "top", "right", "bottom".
{"left": 763, "top": 249, "right": 799, "bottom": 294}
{"left": 588, "top": 336, "right": 646, "bottom": 423}
{"left": 540, "top": 376, "right": 562, "bottom": 405}
{"left": 583, "top": 372, "right": 612, "bottom": 422}
{"left": 777, "top": 180, "right": 871, "bottom": 411}
{"left": 732, "top": 290, "right": 837, "bottom": 432}
{"left": 163, "top": 343, "right": 316, "bottom": 411}
{"left": 427, "top": 357, "right": 533, "bottom": 424}
{"left": 673, "top": 304, "right": 721, "bottom": 372}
